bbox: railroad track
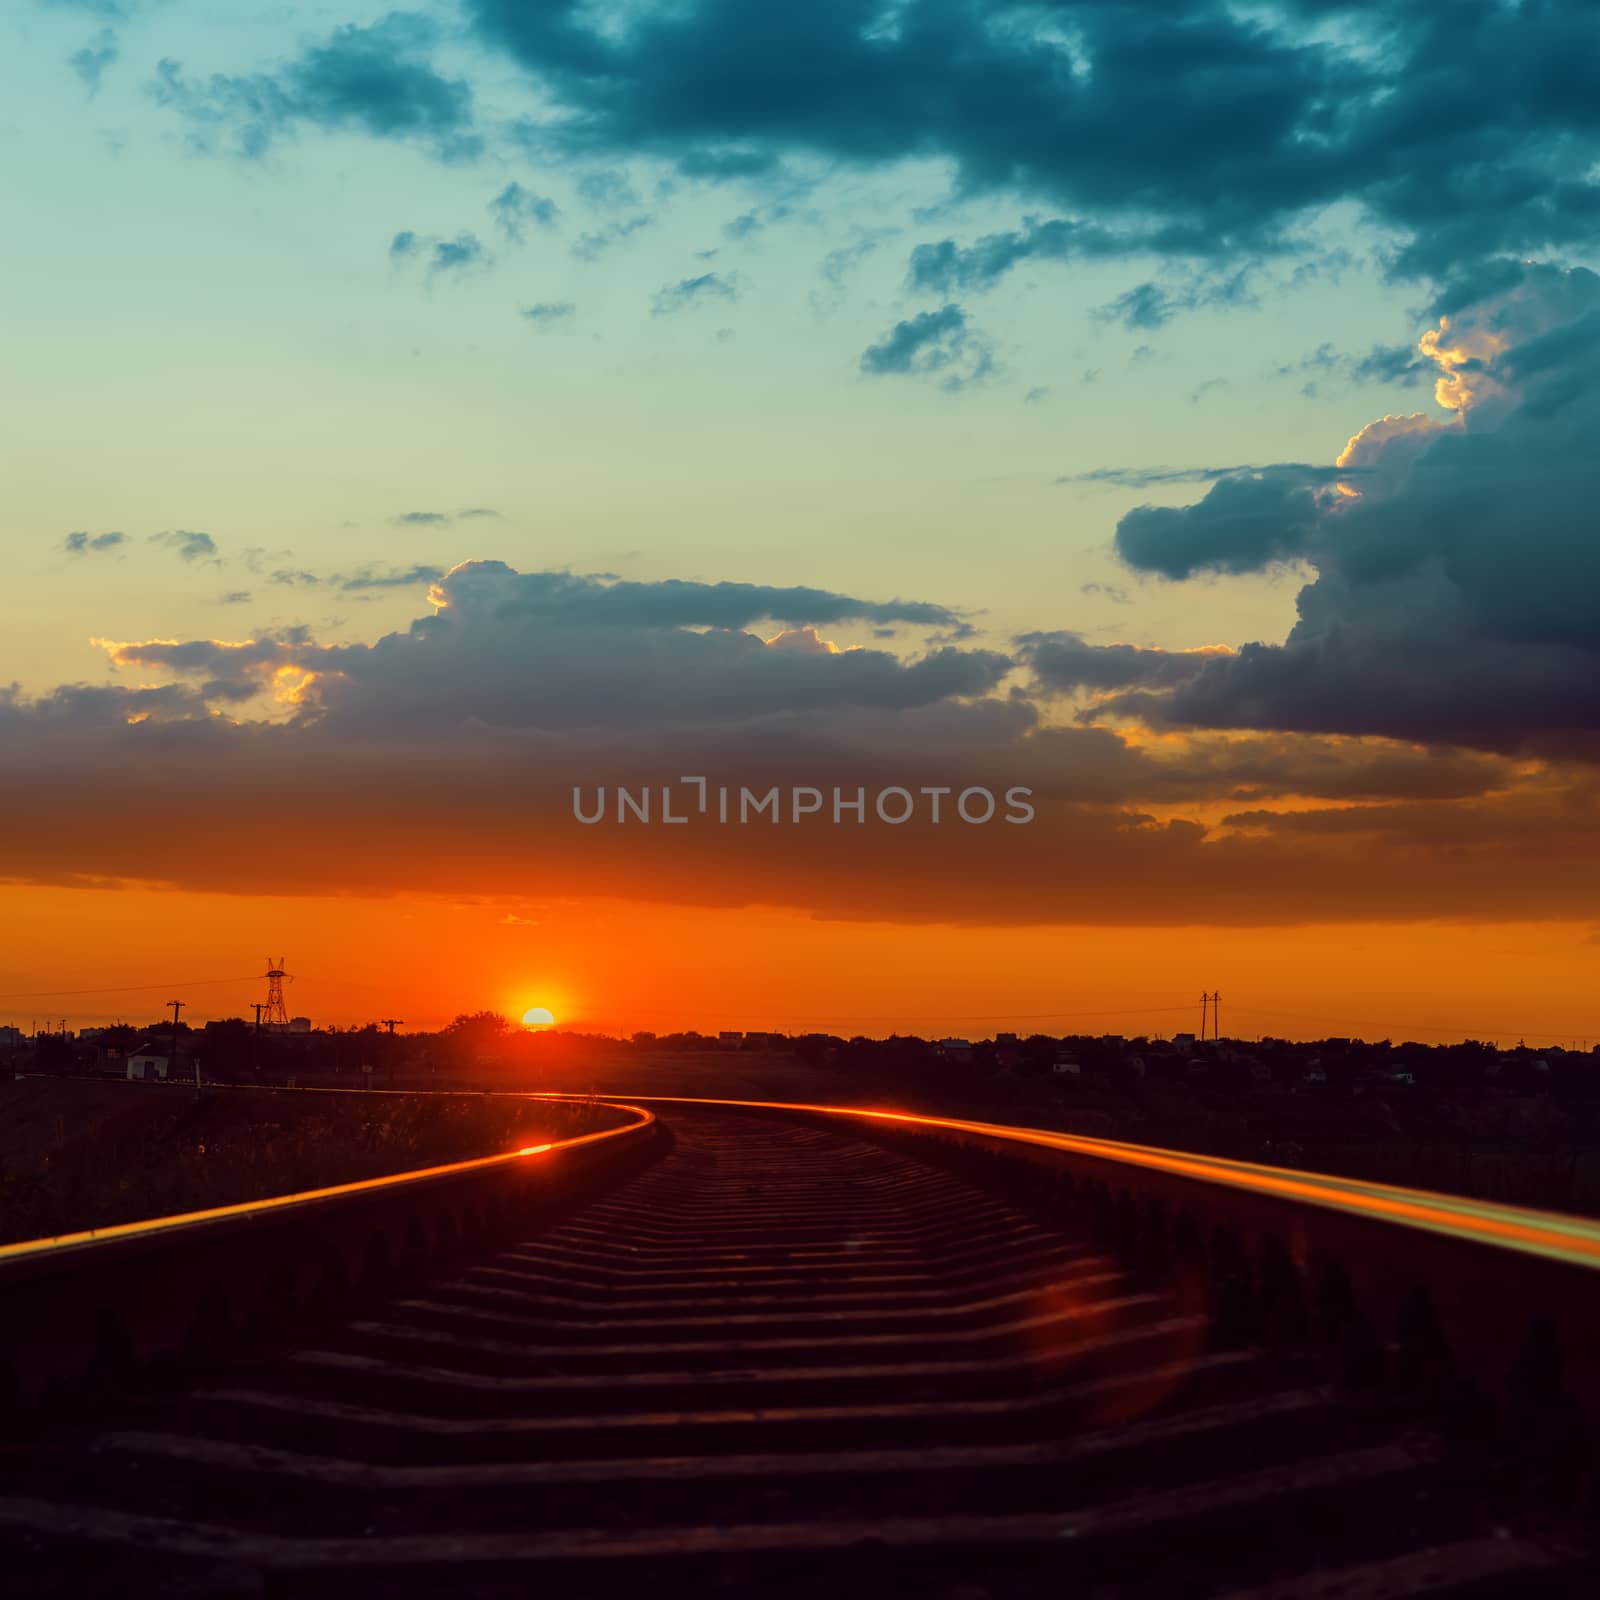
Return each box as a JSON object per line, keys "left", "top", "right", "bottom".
{"left": 0, "top": 1105, "right": 1593, "bottom": 1596}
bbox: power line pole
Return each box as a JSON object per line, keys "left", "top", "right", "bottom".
{"left": 168, "top": 1000, "right": 190, "bottom": 1092}
{"left": 380, "top": 1018, "right": 403, "bottom": 1034}
{"left": 1199, "top": 992, "right": 1209, "bottom": 1040}
{"left": 1212, "top": 991, "right": 1221, "bottom": 1041}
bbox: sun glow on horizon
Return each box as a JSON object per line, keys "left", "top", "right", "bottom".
{"left": 522, "top": 1006, "right": 556, "bottom": 1028}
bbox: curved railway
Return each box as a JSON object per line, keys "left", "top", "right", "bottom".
{"left": 1, "top": 1102, "right": 1594, "bottom": 1596}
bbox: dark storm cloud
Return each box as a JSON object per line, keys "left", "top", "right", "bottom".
{"left": 460, "top": 1, "right": 1600, "bottom": 283}
{"left": 94, "top": 561, "right": 1003, "bottom": 729}
{"left": 1067, "top": 465, "right": 1249, "bottom": 488}
{"left": 258, "top": 563, "right": 445, "bottom": 590}
{"left": 1017, "top": 632, "right": 1224, "bottom": 694}
{"left": 906, "top": 217, "right": 1134, "bottom": 294}
{"left": 1062, "top": 464, "right": 1356, "bottom": 490}
{"left": 434, "top": 233, "right": 484, "bottom": 271}
{"left": 1429, "top": 257, "right": 1535, "bottom": 320}
{"left": 488, "top": 181, "right": 558, "bottom": 241}
{"left": 1098, "top": 269, "right": 1255, "bottom": 332}
{"left": 1102, "top": 283, "right": 1172, "bottom": 332}
{"left": 99, "top": 634, "right": 300, "bottom": 704}
{"left": 1349, "top": 344, "right": 1432, "bottom": 386}
{"left": 144, "top": 4, "right": 1600, "bottom": 291}
{"left": 152, "top": 12, "right": 480, "bottom": 162}
{"left": 1097, "top": 264, "right": 1600, "bottom": 758}
{"left": 1, "top": 647, "right": 1585, "bottom": 927}
{"left": 860, "top": 303, "right": 991, "bottom": 389}
{"left": 465, "top": 0, "right": 1341, "bottom": 236}
{"left": 651, "top": 272, "right": 737, "bottom": 315}
{"left": 1114, "top": 470, "right": 1324, "bottom": 579}
{"left": 62, "top": 530, "right": 127, "bottom": 555}
{"left": 392, "top": 232, "right": 486, "bottom": 275}
{"left": 1287, "top": 341, "right": 1432, "bottom": 394}
{"left": 676, "top": 149, "right": 780, "bottom": 181}
{"left": 10, "top": 545, "right": 1589, "bottom": 925}
{"left": 337, "top": 563, "right": 444, "bottom": 591}
{"left": 0, "top": 682, "right": 207, "bottom": 734}
{"left": 430, "top": 563, "right": 967, "bottom": 634}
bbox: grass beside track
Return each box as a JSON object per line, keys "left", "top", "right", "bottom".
{"left": 0, "top": 1079, "right": 619, "bottom": 1247}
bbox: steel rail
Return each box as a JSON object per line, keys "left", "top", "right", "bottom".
{"left": 529, "top": 1093, "right": 1600, "bottom": 1274}
{"left": 0, "top": 1099, "right": 660, "bottom": 1408}
{"left": 527, "top": 1092, "right": 1600, "bottom": 1434}
{"left": 0, "top": 1107, "right": 651, "bottom": 1267}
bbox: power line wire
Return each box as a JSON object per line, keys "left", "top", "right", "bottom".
{"left": 0, "top": 976, "right": 261, "bottom": 1001}
{"left": 1228, "top": 1003, "right": 1595, "bottom": 1042}
{"left": 601, "top": 1003, "right": 1200, "bottom": 1026}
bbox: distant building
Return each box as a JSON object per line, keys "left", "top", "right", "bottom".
{"left": 718, "top": 1031, "right": 744, "bottom": 1047}
{"left": 1172, "top": 1032, "right": 1197, "bottom": 1051}
{"left": 287, "top": 1016, "right": 312, "bottom": 1034}
{"left": 0, "top": 1025, "right": 24, "bottom": 1048}
{"left": 1052, "top": 1057, "right": 1081, "bottom": 1076}
{"left": 126, "top": 1044, "right": 170, "bottom": 1080}
{"left": 994, "top": 1032, "right": 1018, "bottom": 1047}
{"left": 936, "top": 1038, "right": 973, "bottom": 1060}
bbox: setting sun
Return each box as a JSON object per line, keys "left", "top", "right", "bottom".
{"left": 521, "top": 1006, "right": 556, "bottom": 1028}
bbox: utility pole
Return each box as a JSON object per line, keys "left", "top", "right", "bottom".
{"left": 168, "top": 1000, "right": 189, "bottom": 1092}
{"left": 1211, "top": 991, "right": 1221, "bottom": 1041}
{"left": 252, "top": 1002, "right": 267, "bottom": 1032}
{"left": 1199, "top": 992, "right": 1209, "bottom": 1040}
{"left": 380, "top": 1019, "right": 403, "bottom": 1034}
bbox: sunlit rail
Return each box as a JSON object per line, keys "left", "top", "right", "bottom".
{"left": 534, "top": 1093, "right": 1600, "bottom": 1273}
{"left": 0, "top": 1102, "right": 653, "bottom": 1265}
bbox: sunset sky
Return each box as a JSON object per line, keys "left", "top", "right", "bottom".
{"left": 3, "top": 1, "right": 1599, "bottom": 1043}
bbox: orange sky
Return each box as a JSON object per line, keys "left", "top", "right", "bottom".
{"left": 3, "top": 883, "right": 1596, "bottom": 1048}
